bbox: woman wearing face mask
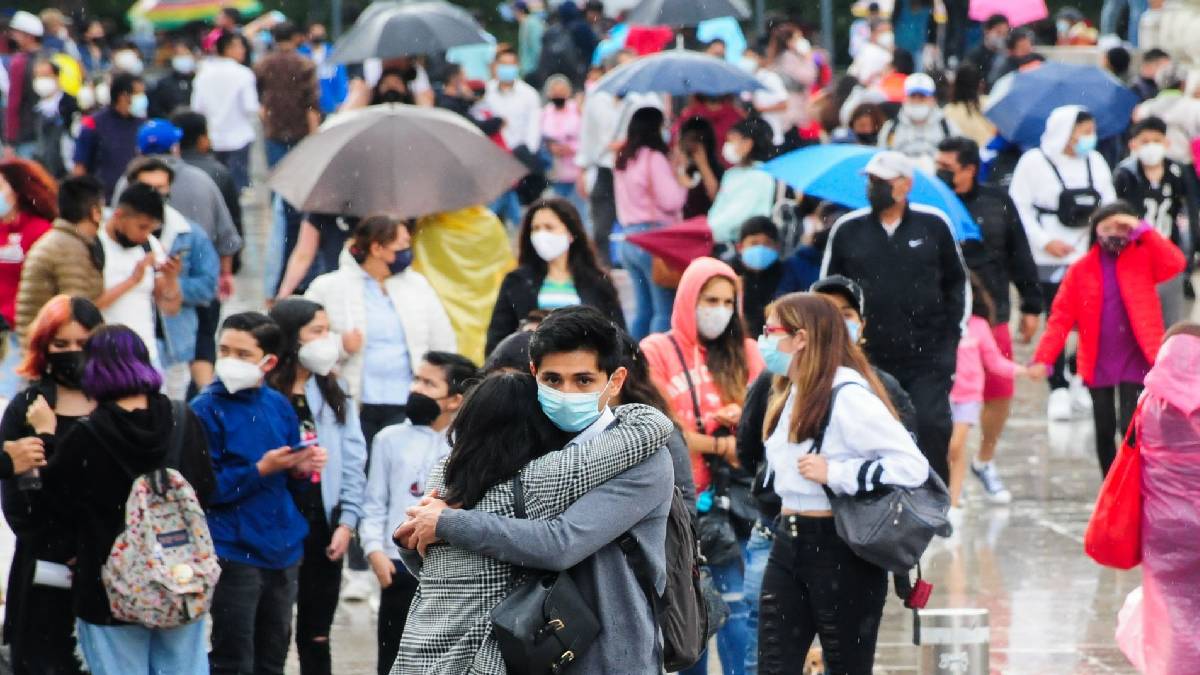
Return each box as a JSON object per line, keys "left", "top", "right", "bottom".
{"left": 369, "top": 69, "right": 415, "bottom": 106}
{"left": 707, "top": 116, "right": 779, "bottom": 248}
{"left": 0, "top": 295, "right": 102, "bottom": 674}
{"left": 677, "top": 116, "right": 725, "bottom": 219}
{"left": 540, "top": 76, "right": 587, "bottom": 219}
{"left": 614, "top": 106, "right": 691, "bottom": 339}
{"left": 266, "top": 298, "right": 366, "bottom": 675}
{"left": 80, "top": 21, "right": 111, "bottom": 75}
{"left": 304, "top": 215, "right": 456, "bottom": 451}
{"left": 942, "top": 63, "right": 996, "bottom": 148}
{"left": 485, "top": 198, "right": 622, "bottom": 355}
{"left": 833, "top": 102, "right": 885, "bottom": 146}
{"left": 31, "top": 59, "right": 79, "bottom": 179}
{"left": 756, "top": 292, "right": 928, "bottom": 675}
{"left": 640, "top": 257, "right": 764, "bottom": 675}
{"left": 1032, "top": 201, "right": 1185, "bottom": 476}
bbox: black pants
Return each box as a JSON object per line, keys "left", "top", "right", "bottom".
{"left": 1039, "top": 281, "right": 1071, "bottom": 390}
{"left": 880, "top": 360, "right": 953, "bottom": 484}
{"left": 350, "top": 403, "right": 407, "bottom": 571}
{"left": 589, "top": 167, "right": 616, "bottom": 267}
{"left": 758, "top": 516, "right": 887, "bottom": 675}
{"left": 1090, "top": 383, "right": 1142, "bottom": 476}
{"left": 209, "top": 559, "right": 300, "bottom": 675}
{"left": 9, "top": 585, "right": 84, "bottom": 675}
{"left": 375, "top": 564, "right": 420, "bottom": 675}
{"left": 295, "top": 517, "right": 344, "bottom": 675}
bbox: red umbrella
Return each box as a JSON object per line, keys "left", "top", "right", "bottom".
{"left": 624, "top": 216, "right": 714, "bottom": 270}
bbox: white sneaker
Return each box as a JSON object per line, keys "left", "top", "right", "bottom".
{"left": 1047, "top": 388, "right": 1072, "bottom": 421}
{"left": 948, "top": 506, "right": 966, "bottom": 534}
{"left": 341, "top": 569, "right": 373, "bottom": 602}
{"left": 971, "top": 461, "right": 1013, "bottom": 505}
{"left": 1071, "top": 376, "right": 1093, "bottom": 413}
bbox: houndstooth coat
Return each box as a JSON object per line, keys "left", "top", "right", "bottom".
{"left": 390, "top": 404, "right": 672, "bottom": 675}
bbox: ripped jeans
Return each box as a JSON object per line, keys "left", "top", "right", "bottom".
{"left": 295, "top": 515, "right": 344, "bottom": 675}
{"left": 758, "top": 516, "right": 887, "bottom": 675}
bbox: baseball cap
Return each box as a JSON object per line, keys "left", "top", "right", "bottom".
{"left": 810, "top": 275, "right": 866, "bottom": 316}
{"left": 10, "top": 11, "right": 44, "bottom": 38}
{"left": 863, "top": 150, "right": 913, "bottom": 180}
{"left": 904, "top": 72, "right": 936, "bottom": 97}
{"left": 137, "top": 119, "right": 183, "bottom": 154}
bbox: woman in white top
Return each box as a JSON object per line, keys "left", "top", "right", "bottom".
{"left": 757, "top": 292, "right": 929, "bottom": 675}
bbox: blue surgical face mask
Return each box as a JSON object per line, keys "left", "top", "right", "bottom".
{"left": 757, "top": 334, "right": 794, "bottom": 377}
{"left": 0, "top": 192, "right": 12, "bottom": 219}
{"left": 497, "top": 64, "right": 520, "bottom": 83}
{"left": 537, "top": 380, "right": 609, "bottom": 433}
{"left": 846, "top": 319, "right": 861, "bottom": 344}
{"left": 1074, "top": 134, "right": 1097, "bottom": 156}
{"left": 130, "top": 92, "right": 149, "bottom": 118}
{"left": 741, "top": 245, "right": 779, "bottom": 271}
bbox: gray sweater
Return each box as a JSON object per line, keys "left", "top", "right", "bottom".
{"left": 437, "top": 447, "right": 674, "bottom": 674}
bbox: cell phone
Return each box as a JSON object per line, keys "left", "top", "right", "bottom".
{"left": 173, "top": 247, "right": 190, "bottom": 260}
{"left": 292, "top": 437, "right": 318, "bottom": 452}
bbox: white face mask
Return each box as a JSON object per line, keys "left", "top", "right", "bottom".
{"left": 32, "top": 76, "right": 58, "bottom": 99}
{"left": 215, "top": 356, "right": 267, "bottom": 394}
{"left": 722, "top": 141, "right": 744, "bottom": 165}
{"left": 130, "top": 92, "right": 149, "bottom": 118}
{"left": 172, "top": 55, "right": 196, "bottom": 74}
{"left": 113, "top": 50, "right": 144, "bottom": 75}
{"left": 530, "top": 231, "right": 572, "bottom": 262}
{"left": 791, "top": 37, "right": 812, "bottom": 55}
{"left": 905, "top": 103, "right": 933, "bottom": 122}
{"left": 297, "top": 335, "right": 339, "bottom": 376}
{"left": 877, "top": 32, "right": 895, "bottom": 49}
{"left": 1136, "top": 142, "right": 1167, "bottom": 167}
{"left": 696, "top": 306, "right": 734, "bottom": 340}
{"left": 95, "top": 82, "right": 111, "bottom": 107}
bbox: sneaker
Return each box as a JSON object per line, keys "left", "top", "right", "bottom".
{"left": 971, "top": 461, "right": 1013, "bottom": 504}
{"left": 1047, "top": 388, "right": 1072, "bottom": 420}
{"left": 1070, "top": 376, "right": 1093, "bottom": 413}
{"left": 341, "top": 569, "right": 373, "bottom": 602}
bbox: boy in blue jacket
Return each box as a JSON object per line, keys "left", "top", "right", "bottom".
{"left": 191, "top": 312, "right": 327, "bottom": 675}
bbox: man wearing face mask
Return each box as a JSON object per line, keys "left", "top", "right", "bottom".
{"left": 483, "top": 48, "right": 543, "bottom": 223}
{"left": 877, "top": 73, "right": 957, "bottom": 171}
{"left": 3, "top": 11, "right": 45, "bottom": 160}
{"left": 1009, "top": 105, "right": 1116, "bottom": 419}
{"left": 1114, "top": 116, "right": 1195, "bottom": 327}
{"left": 72, "top": 72, "right": 147, "bottom": 201}
{"left": 821, "top": 151, "right": 968, "bottom": 483}
{"left": 148, "top": 41, "right": 197, "bottom": 119}
{"left": 965, "top": 14, "right": 1010, "bottom": 91}
{"left": 728, "top": 216, "right": 784, "bottom": 336}
{"left": 360, "top": 351, "right": 478, "bottom": 675}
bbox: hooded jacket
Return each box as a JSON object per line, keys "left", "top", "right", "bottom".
{"left": 1009, "top": 105, "right": 1117, "bottom": 272}
{"left": 45, "top": 394, "right": 215, "bottom": 624}
{"left": 878, "top": 104, "right": 958, "bottom": 168}
{"left": 640, "top": 257, "right": 764, "bottom": 492}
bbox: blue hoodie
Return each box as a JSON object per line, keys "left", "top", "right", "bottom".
{"left": 191, "top": 380, "right": 307, "bottom": 569}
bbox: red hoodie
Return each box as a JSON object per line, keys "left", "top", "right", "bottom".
{"left": 641, "top": 257, "right": 764, "bottom": 493}
{"left": 0, "top": 211, "right": 51, "bottom": 327}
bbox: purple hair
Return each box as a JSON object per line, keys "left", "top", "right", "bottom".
{"left": 82, "top": 325, "right": 163, "bottom": 400}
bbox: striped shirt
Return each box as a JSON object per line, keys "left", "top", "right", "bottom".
{"left": 537, "top": 278, "right": 581, "bottom": 311}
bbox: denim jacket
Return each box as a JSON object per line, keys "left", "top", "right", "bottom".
{"left": 305, "top": 377, "right": 368, "bottom": 530}
{"left": 157, "top": 208, "right": 219, "bottom": 367}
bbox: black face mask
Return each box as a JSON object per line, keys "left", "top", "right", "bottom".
{"left": 47, "top": 350, "right": 86, "bottom": 389}
{"left": 856, "top": 132, "right": 878, "bottom": 145}
{"left": 406, "top": 392, "right": 443, "bottom": 427}
{"left": 867, "top": 179, "right": 897, "bottom": 213}
{"left": 113, "top": 228, "right": 139, "bottom": 249}
{"left": 936, "top": 168, "right": 957, "bottom": 190}
{"left": 376, "top": 90, "right": 412, "bottom": 105}
{"left": 550, "top": 97, "right": 568, "bottom": 109}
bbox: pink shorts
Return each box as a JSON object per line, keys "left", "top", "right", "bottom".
{"left": 983, "top": 322, "right": 1015, "bottom": 401}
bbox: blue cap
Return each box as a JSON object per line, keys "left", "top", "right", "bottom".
{"left": 137, "top": 119, "right": 183, "bottom": 154}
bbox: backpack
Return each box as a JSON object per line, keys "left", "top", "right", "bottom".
{"left": 621, "top": 487, "right": 725, "bottom": 672}
{"left": 536, "top": 25, "right": 584, "bottom": 88}
{"left": 1035, "top": 149, "right": 1102, "bottom": 228}
{"left": 97, "top": 400, "right": 220, "bottom": 628}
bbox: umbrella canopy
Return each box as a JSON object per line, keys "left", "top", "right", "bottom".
{"left": 984, "top": 62, "right": 1139, "bottom": 149}
{"left": 968, "top": 0, "right": 1048, "bottom": 27}
{"left": 268, "top": 104, "right": 528, "bottom": 219}
{"left": 593, "top": 50, "right": 763, "bottom": 97}
{"left": 128, "top": 0, "right": 261, "bottom": 29}
{"left": 763, "top": 145, "right": 982, "bottom": 241}
{"left": 330, "top": 0, "right": 491, "bottom": 63}
{"left": 624, "top": 217, "right": 714, "bottom": 270}
{"left": 625, "top": 0, "right": 751, "bottom": 27}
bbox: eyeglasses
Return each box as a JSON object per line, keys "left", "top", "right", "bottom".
{"left": 762, "top": 326, "right": 792, "bottom": 337}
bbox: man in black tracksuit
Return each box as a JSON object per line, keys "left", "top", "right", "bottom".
{"left": 820, "top": 151, "right": 968, "bottom": 482}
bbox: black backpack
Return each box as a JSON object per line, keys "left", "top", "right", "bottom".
{"left": 536, "top": 25, "right": 584, "bottom": 88}
{"left": 1036, "top": 150, "right": 1102, "bottom": 228}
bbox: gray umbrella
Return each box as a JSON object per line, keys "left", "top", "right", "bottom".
{"left": 267, "top": 104, "right": 528, "bottom": 219}
{"left": 625, "top": 0, "right": 750, "bottom": 27}
{"left": 330, "top": 0, "right": 491, "bottom": 63}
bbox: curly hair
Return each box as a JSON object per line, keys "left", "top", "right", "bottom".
{"left": 0, "top": 158, "right": 58, "bottom": 221}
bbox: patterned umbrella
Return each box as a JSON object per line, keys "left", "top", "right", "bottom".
{"left": 127, "top": 0, "right": 262, "bottom": 30}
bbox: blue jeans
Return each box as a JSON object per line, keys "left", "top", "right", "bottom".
{"left": 1101, "top": 0, "right": 1149, "bottom": 43}
{"left": 76, "top": 618, "right": 207, "bottom": 675}
{"left": 215, "top": 145, "right": 251, "bottom": 193}
{"left": 491, "top": 190, "right": 523, "bottom": 228}
{"left": 550, "top": 182, "right": 591, "bottom": 236}
{"left": 620, "top": 223, "right": 676, "bottom": 339}
{"left": 683, "top": 539, "right": 750, "bottom": 675}
{"left": 0, "top": 333, "right": 25, "bottom": 401}
{"left": 264, "top": 138, "right": 296, "bottom": 170}
{"left": 742, "top": 525, "right": 773, "bottom": 675}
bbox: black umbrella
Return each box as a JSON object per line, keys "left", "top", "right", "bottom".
{"left": 625, "top": 0, "right": 751, "bottom": 27}
{"left": 330, "top": 0, "right": 491, "bottom": 63}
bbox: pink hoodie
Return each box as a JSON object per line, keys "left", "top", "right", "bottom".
{"left": 950, "top": 316, "right": 1020, "bottom": 405}
{"left": 613, "top": 147, "right": 688, "bottom": 227}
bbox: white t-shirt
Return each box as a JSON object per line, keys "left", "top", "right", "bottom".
{"left": 99, "top": 226, "right": 165, "bottom": 365}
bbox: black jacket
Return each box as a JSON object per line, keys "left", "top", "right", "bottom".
{"left": 822, "top": 205, "right": 968, "bottom": 369}
{"left": 737, "top": 368, "right": 918, "bottom": 518}
{"left": 485, "top": 265, "right": 625, "bottom": 355}
{"left": 43, "top": 394, "right": 214, "bottom": 625}
{"left": 960, "top": 184, "right": 1043, "bottom": 322}
{"left": 1114, "top": 156, "right": 1196, "bottom": 248}
{"left": 148, "top": 72, "right": 194, "bottom": 120}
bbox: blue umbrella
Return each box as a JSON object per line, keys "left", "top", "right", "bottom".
{"left": 984, "top": 62, "right": 1139, "bottom": 149}
{"left": 592, "top": 50, "right": 763, "bottom": 97}
{"left": 763, "top": 144, "right": 982, "bottom": 241}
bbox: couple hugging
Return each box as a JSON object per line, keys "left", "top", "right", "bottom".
{"left": 390, "top": 306, "right": 675, "bottom": 675}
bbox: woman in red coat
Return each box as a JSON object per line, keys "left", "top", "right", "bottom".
{"left": 1031, "top": 200, "right": 1186, "bottom": 475}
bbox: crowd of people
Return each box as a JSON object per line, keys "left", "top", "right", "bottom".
{"left": 0, "top": 0, "right": 1199, "bottom": 674}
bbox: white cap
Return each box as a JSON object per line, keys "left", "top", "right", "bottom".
{"left": 9, "top": 11, "right": 44, "bottom": 38}
{"left": 864, "top": 151, "right": 914, "bottom": 180}
{"left": 904, "top": 72, "right": 936, "bottom": 97}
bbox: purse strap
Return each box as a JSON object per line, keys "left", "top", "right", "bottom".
{"left": 511, "top": 473, "right": 527, "bottom": 519}
{"left": 667, "top": 335, "right": 704, "bottom": 434}
{"left": 808, "top": 382, "right": 862, "bottom": 456}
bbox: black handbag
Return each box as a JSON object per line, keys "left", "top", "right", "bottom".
{"left": 490, "top": 475, "right": 600, "bottom": 675}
